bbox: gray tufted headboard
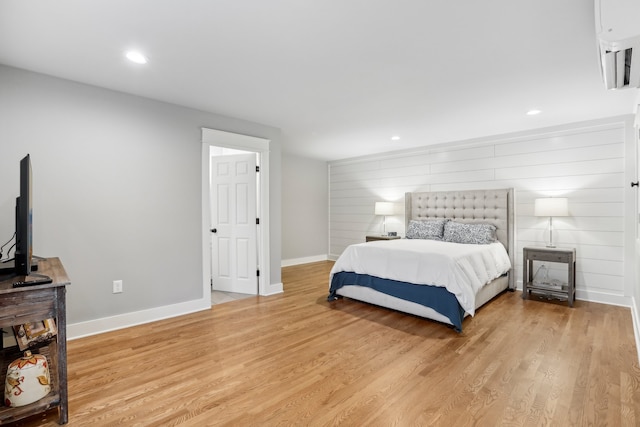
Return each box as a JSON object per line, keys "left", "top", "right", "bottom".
{"left": 405, "top": 188, "right": 515, "bottom": 288}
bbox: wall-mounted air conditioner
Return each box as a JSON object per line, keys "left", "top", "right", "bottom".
{"left": 595, "top": 0, "right": 640, "bottom": 89}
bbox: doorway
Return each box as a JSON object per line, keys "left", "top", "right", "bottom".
{"left": 201, "top": 128, "right": 274, "bottom": 307}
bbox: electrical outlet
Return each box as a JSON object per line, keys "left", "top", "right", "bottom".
{"left": 113, "top": 280, "right": 123, "bottom": 294}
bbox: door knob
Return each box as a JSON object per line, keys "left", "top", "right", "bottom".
{"left": 210, "top": 228, "right": 217, "bottom": 233}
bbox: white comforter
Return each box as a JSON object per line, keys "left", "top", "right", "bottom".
{"left": 330, "top": 239, "right": 511, "bottom": 316}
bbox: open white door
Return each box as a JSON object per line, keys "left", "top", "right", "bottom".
{"left": 210, "top": 153, "right": 257, "bottom": 294}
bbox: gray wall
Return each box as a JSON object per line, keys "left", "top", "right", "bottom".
{"left": 281, "top": 152, "right": 328, "bottom": 263}
{"left": 0, "top": 64, "right": 282, "bottom": 325}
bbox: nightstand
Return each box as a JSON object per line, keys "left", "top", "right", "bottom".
{"left": 523, "top": 246, "right": 576, "bottom": 307}
{"left": 366, "top": 235, "right": 401, "bottom": 242}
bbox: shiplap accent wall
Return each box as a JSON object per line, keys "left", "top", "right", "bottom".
{"left": 329, "top": 118, "right": 633, "bottom": 306}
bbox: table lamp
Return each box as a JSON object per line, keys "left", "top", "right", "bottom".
{"left": 534, "top": 197, "right": 568, "bottom": 248}
{"left": 374, "top": 202, "right": 394, "bottom": 236}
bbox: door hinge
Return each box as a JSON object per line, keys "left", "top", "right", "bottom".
{"left": 256, "top": 218, "right": 259, "bottom": 225}
{"left": 257, "top": 269, "right": 260, "bottom": 277}
{"left": 256, "top": 166, "right": 260, "bottom": 172}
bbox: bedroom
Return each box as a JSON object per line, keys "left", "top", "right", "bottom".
{"left": 1, "top": 0, "right": 640, "bottom": 425}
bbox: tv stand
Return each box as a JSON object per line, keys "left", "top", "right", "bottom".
{"left": 0, "top": 258, "right": 70, "bottom": 425}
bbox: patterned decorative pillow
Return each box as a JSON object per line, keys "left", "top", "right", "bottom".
{"left": 406, "top": 219, "right": 448, "bottom": 240}
{"left": 443, "top": 221, "right": 497, "bottom": 245}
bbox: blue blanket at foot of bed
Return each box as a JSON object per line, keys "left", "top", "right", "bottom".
{"left": 328, "top": 271, "right": 466, "bottom": 332}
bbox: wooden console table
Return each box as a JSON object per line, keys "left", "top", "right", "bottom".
{"left": 0, "top": 258, "right": 70, "bottom": 425}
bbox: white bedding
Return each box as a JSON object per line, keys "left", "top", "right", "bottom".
{"left": 329, "top": 239, "right": 512, "bottom": 316}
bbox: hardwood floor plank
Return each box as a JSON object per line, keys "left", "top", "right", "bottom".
{"left": 6, "top": 261, "right": 640, "bottom": 426}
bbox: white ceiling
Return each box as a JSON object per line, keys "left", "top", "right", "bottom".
{"left": 1, "top": 0, "right": 638, "bottom": 161}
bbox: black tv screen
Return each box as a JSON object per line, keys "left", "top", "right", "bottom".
{"left": 14, "top": 154, "right": 32, "bottom": 276}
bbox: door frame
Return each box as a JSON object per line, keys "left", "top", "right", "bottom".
{"left": 201, "top": 128, "right": 271, "bottom": 302}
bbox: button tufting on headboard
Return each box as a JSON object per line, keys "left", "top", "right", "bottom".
{"left": 407, "top": 189, "right": 513, "bottom": 266}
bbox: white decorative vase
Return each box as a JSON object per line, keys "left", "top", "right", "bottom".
{"left": 4, "top": 351, "right": 51, "bottom": 407}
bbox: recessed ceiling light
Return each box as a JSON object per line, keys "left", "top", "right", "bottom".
{"left": 125, "top": 50, "right": 148, "bottom": 64}
{"left": 391, "top": 135, "right": 401, "bottom": 141}
{"left": 526, "top": 109, "right": 541, "bottom": 116}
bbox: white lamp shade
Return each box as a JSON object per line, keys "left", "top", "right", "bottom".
{"left": 374, "top": 202, "right": 395, "bottom": 216}
{"left": 534, "top": 198, "right": 568, "bottom": 217}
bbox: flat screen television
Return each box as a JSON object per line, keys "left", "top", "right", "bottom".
{"left": 14, "top": 154, "right": 32, "bottom": 276}
{"left": 9, "top": 154, "right": 51, "bottom": 286}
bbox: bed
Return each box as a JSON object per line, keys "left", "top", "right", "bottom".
{"left": 328, "top": 188, "right": 515, "bottom": 332}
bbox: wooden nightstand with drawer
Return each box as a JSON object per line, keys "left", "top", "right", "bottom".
{"left": 523, "top": 246, "right": 576, "bottom": 307}
{"left": 365, "top": 235, "right": 401, "bottom": 242}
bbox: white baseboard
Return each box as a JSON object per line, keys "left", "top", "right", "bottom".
{"left": 69, "top": 278, "right": 287, "bottom": 340}
{"left": 67, "top": 298, "right": 211, "bottom": 340}
{"left": 631, "top": 297, "right": 640, "bottom": 364}
{"left": 281, "top": 254, "right": 328, "bottom": 267}
{"left": 263, "top": 282, "right": 283, "bottom": 295}
{"left": 575, "top": 289, "right": 632, "bottom": 307}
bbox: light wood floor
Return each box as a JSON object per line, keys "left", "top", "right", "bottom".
{"left": 9, "top": 261, "right": 640, "bottom": 426}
